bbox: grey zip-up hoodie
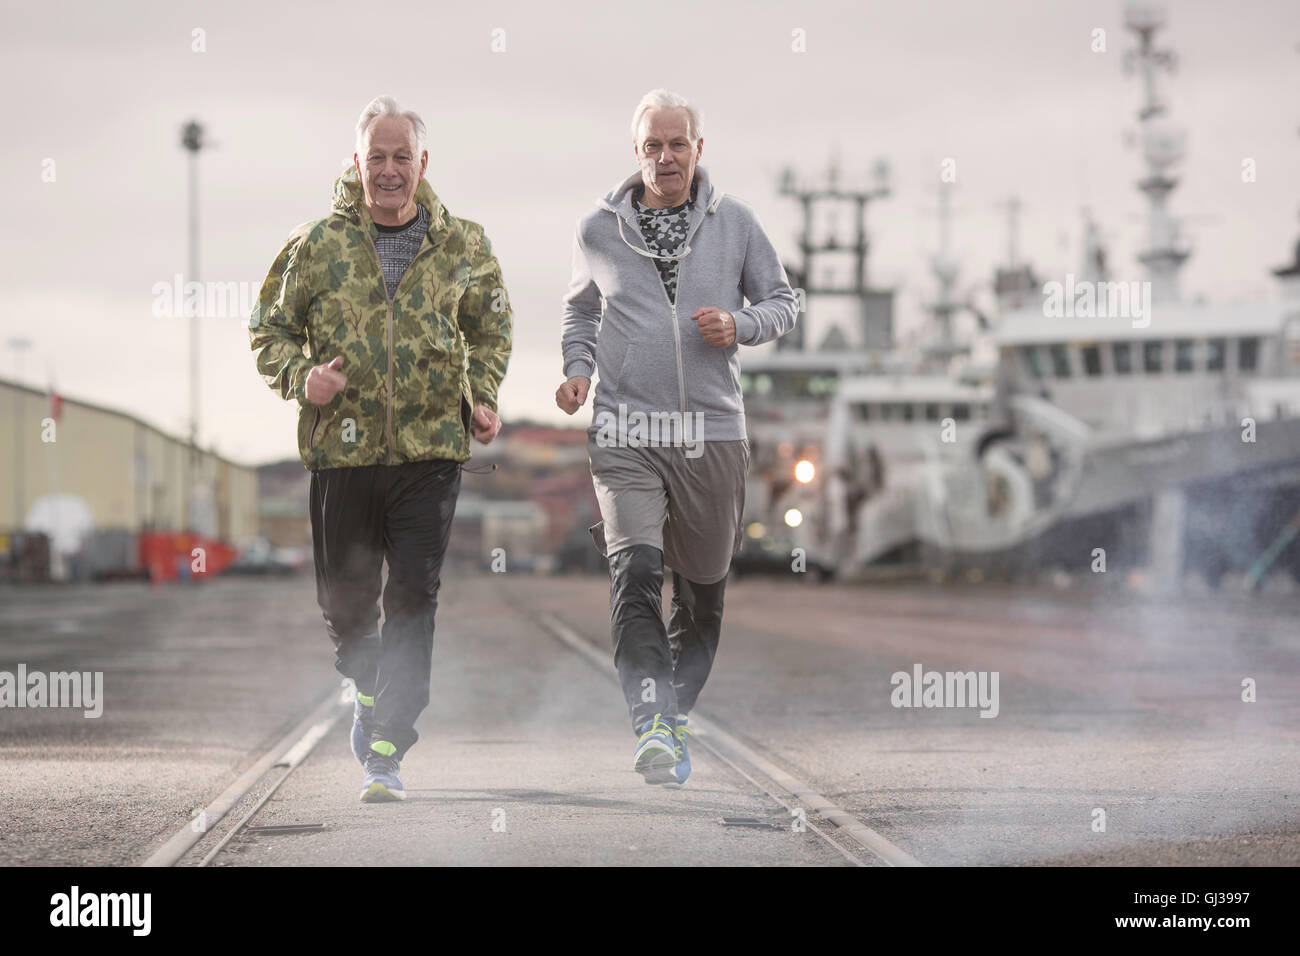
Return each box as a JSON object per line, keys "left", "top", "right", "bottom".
{"left": 561, "top": 165, "right": 798, "bottom": 442}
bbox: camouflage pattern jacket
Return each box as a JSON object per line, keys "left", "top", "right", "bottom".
{"left": 249, "top": 166, "right": 512, "bottom": 470}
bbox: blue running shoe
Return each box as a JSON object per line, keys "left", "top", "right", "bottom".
{"left": 360, "top": 741, "right": 406, "bottom": 802}
{"left": 634, "top": 714, "right": 678, "bottom": 784}
{"left": 350, "top": 691, "right": 375, "bottom": 766}
{"left": 662, "top": 715, "right": 692, "bottom": 787}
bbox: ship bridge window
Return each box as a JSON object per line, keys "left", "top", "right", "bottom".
{"left": 1048, "top": 344, "right": 1071, "bottom": 377}
{"left": 952, "top": 404, "right": 970, "bottom": 421}
{"left": 1081, "top": 344, "right": 1102, "bottom": 376}
{"left": 1143, "top": 341, "right": 1164, "bottom": 374}
{"left": 1175, "top": 339, "right": 1196, "bottom": 373}
{"left": 1112, "top": 342, "right": 1133, "bottom": 375}
{"left": 900, "top": 403, "right": 915, "bottom": 422}
{"left": 1021, "top": 346, "right": 1044, "bottom": 378}
{"left": 879, "top": 403, "right": 895, "bottom": 422}
{"left": 924, "top": 403, "right": 940, "bottom": 421}
{"left": 1206, "top": 338, "right": 1226, "bottom": 372}
{"left": 796, "top": 373, "right": 840, "bottom": 398}
{"left": 852, "top": 402, "right": 874, "bottom": 422}
{"left": 745, "top": 370, "right": 839, "bottom": 400}
{"left": 1239, "top": 337, "right": 1259, "bottom": 372}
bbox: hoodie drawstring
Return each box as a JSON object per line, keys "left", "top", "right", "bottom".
{"left": 608, "top": 172, "right": 724, "bottom": 260}
{"left": 617, "top": 215, "right": 693, "bottom": 262}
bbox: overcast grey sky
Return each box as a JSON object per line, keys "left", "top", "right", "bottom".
{"left": 2, "top": 0, "right": 1297, "bottom": 466}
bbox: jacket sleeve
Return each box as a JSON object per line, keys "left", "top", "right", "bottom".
{"left": 731, "top": 211, "right": 799, "bottom": 347}
{"left": 457, "top": 226, "right": 513, "bottom": 413}
{"left": 560, "top": 227, "right": 602, "bottom": 381}
{"left": 249, "top": 229, "right": 315, "bottom": 406}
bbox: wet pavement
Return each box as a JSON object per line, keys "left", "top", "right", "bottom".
{"left": 1, "top": 569, "right": 1296, "bottom": 866}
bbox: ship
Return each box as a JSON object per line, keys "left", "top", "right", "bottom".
{"left": 740, "top": 1, "right": 1300, "bottom": 590}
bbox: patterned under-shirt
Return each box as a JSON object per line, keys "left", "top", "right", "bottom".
{"left": 373, "top": 204, "right": 429, "bottom": 299}
{"left": 633, "top": 180, "right": 696, "bottom": 302}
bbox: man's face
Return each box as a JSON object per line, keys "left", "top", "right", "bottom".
{"left": 634, "top": 107, "right": 702, "bottom": 208}
{"left": 354, "top": 115, "right": 428, "bottom": 224}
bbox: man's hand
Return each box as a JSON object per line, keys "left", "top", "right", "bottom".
{"left": 471, "top": 404, "right": 501, "bottom": 444}
{"left": 555, "top": 376, "right": 590, "bottom": 415}
{"left": 692, "top": 307, "right": 737, "bottom": 347}
{"left": 305, "top": 355, "right": 347, "bottom": 405}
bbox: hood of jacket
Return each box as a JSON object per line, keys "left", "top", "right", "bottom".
{"left": 598, "top": 164, "right": 725, "bottom": 235}
{"left": 330, "top": 163, "right": 448, "bottom": 237}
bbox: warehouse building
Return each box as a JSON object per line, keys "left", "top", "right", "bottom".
{"left": 0, "top": 377, "right": 258, "bottom": 579}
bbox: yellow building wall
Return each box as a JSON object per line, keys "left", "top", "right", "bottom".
{"left": 0, "top": 381, "right": 257, "bottom": 540}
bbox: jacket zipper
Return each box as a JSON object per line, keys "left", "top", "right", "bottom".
{"left": 625, "top": 210, "right": 689, "bottom": 422}
{"left": 362, "top": 224, "right": 439, "bottom": 466}
{"left": 673, "top": 207, "right": 718, "bottom": 427}
{"left": 665, "top": 277, "right": 686, "bottom": 420}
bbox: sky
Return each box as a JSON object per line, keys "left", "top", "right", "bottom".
{"left": 2, "top": 0, "right": 1297, "bottom": 466}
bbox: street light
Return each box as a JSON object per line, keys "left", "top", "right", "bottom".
{"left": 180, "top": 119, "right": 206, "bottom": 532}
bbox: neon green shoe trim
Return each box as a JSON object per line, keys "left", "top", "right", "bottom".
{"left": 673, "top": 722, "right": 693, "bottom": 758}
{"left": 637, "top": 714, "right": 674, "bottom": 746}
{"left": 356, "top": 692, "right": 374, "bottom": 707}
{"left": 369, "top": 739, "right": 397, "bottom": 757}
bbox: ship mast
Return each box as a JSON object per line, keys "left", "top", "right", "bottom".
{"left": 922, "top": 181, "right": 965, "bottom": 367}
{"left": 993, "top": 196, "right": 1038, "bottom": 315}
{"left": 776, "top": 157, "right": 892, "bottom": 352}
{"left": 1124, "top": 2, "right": 1190, "bottom": 303}
{"left": 1080, "top": 207, "right": 1109, "bottom": 283}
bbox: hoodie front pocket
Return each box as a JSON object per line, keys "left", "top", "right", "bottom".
{"left": 686, "top": 344, "right": 745, "bottom": 417}
{"left": 615, "top": 344, "right": 676, "bottom": 412}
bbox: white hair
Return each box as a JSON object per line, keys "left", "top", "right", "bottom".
{"left": 630, "top": 89, "right": 702, "bottom": 143}
{"left": 355, "top": 95, "right": 427, "bottom": 155}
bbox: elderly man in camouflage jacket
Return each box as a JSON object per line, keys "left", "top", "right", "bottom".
{"left": 250, "top": 95, "right": 512, "bottom": 802}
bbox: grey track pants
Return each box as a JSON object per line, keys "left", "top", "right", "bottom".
{"left": 609, "top": 545, "right": 728, "bottom": 731}
{"left": 588, "top": 437, "right": 747, "bottom": 732}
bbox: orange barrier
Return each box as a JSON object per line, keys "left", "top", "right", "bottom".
{"left": 138, "top": 531, "right": 239, "bottom": 583}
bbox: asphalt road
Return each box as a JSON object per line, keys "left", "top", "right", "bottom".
{"left": 1, "top": 568, "right": 1296, "bottom": 866}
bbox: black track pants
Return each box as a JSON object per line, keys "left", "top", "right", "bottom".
{"left": 309, "top": 458, "right": 461, "bottom": 761}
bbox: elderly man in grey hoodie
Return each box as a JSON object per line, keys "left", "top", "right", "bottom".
{"left": 556, "top": 89, "right": 798, "bottom": 786}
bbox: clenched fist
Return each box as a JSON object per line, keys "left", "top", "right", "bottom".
{"left": 555, "top": 376, "right": 590, "bottom": 415}
{"left": 692, "top": 307, "right": 737, "bottom": 347}
{"left": 305, "top": 355, "right": 347, "bottom": 405}
{"left": 471, "top": 404, "right": 501, "bottom": 445}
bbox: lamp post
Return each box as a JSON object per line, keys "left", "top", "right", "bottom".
{"left": 180, "top": 119, "right": 205, "bottom": 531}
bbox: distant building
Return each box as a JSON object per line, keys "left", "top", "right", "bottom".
{"left": 255, "top": 458, "right": 311, "bottom": 548}
{"left": 0, "top": 377, "right": 258, "bottom": 547}
{"left": 246, "top": 421, "right": 604, "bottom": 571}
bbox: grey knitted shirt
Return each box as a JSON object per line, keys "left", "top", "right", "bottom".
{"left": 373, "top": 205, "right": 429, "bottom": 298}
